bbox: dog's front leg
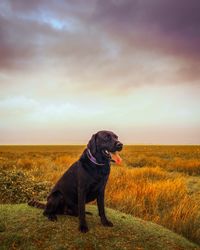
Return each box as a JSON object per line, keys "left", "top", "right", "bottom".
{"left": 97, "top": 188, "right": 113, "bottom": 227}
{"left": 78, "top": 185, "right": 89, "bottom": 233}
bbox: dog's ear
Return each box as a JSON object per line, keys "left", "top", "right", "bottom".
{"left": 87, "top": 133, "right": 97, "bottom": 155}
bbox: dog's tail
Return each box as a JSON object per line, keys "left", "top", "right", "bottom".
{"left": 28, "top": 199, "right": 93, "bottom": 215}
{"left": 28, "top": 199, "right": 46, "bottom": 209}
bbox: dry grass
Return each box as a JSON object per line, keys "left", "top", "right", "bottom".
{"left": 0, "top": 145, "right": 200, "bottom": 244}
{"left": 106, "top": 166, "right": 200, "bottom": 243}
{"left": 167, "top": 158, "right": 200, "bottom": 175}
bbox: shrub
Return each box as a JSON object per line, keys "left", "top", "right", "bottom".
{"left": 0, "top": 168, "right": 51, "bottom": 204}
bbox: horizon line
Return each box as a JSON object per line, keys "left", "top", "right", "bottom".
{"left": 0, "top": 144, "right": 199, "bottom": 146}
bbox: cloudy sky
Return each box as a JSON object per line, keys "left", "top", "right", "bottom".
{"left": 0, "top": 0, "right": 200, "bottom": 144}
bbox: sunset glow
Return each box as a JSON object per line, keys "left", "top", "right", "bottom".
{"left": 0, "top": 0, "right": 200, "bottom": 144}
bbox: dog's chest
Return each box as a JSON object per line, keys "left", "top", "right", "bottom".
{"left": 89, "top": 176, "right": 105, "bottom": 190}
{"left": 85, "top": 176, "right": 107, "bottom": 202}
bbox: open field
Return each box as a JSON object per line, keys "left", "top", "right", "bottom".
{"left": 0, "top": 145, "right": 200, "bottom": 247}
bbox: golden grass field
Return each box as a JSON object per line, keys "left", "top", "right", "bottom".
{"left": 0, "top": 145, "right": 200, "bottom": 245}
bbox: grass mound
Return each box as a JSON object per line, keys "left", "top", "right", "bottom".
{"left": 0, "top": 204, "right": 199, "bottom": 250}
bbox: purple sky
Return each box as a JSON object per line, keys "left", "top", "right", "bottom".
{"left": 0, "top": 0, "right": 200, "bottom": 144}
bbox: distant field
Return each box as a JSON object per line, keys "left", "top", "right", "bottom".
{"left": 0, "top": 145, "right": 200, "bottom": 245}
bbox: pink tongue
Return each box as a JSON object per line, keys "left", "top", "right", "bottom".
{"left": 110, "top": 152, "right": 122, "bottom": 165}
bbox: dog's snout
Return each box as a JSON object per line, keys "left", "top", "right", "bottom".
{"left": 116, "top": 141, "right": 123, "bottom": 150}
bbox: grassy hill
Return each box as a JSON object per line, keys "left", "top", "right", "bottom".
{"left": 0, "top": 204, "right": 199, "bottom": 250}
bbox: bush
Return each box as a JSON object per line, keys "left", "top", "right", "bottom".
{"left": 0, "top": 168, "right": 51, "bottom": 204}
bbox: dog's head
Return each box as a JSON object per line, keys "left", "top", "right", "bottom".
{"left": 87, "top": 130, "right": 123, "bottom": 164}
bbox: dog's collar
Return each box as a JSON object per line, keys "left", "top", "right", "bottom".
{"left": 86, "top": 149, "right": 105, "bottom": 166}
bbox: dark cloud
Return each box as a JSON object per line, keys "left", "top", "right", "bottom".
{"left": 9, "top": 0, "right": 42, "bottom": 11}
{"left": 0, "top": 0, "right": 200, "bottom": 85}
{"left": 0, "top": 0, "right": 103, "bottom": 70}
{"left": 0, "top": 17, "right": 35, "bottom": 70}
{"left": 94, "top": 0, "right": 200, "bottom": 57}
{"left": 98, "top": 0, "right": 200, "bottom": 38}
{"left": 91, "top": 0, "right": 200, "bottom": 86}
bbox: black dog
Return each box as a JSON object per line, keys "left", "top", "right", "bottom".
{"left": 28, "top": 130, "right": 123, "bottom": 233}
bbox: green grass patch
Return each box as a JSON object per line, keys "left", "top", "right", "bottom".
{"left": 0, "top": 204, "right": 199, "bottom": 250}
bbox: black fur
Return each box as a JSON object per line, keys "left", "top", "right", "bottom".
{"left": 28, "top": 199, "right": 45, "bottom": 209}
{"left": 28, "top": 130, "right": 123, "bottom": 233}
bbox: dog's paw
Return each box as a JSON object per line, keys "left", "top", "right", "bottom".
{"left": 101, "top": 219, "right": 113, "bottom": 227}
{"left": 48, "top": 214, "right": 57, "bottom": 221}
{"left": 79, "top": 224, "right": 89, "bottom": 233}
